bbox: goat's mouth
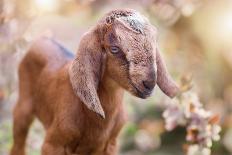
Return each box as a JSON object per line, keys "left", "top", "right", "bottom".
{"left": 130, "top": 83, "right": 153, "bottom": 99}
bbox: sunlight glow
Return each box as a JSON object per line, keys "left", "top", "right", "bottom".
{"left": 34, "top": 0, "right": 58, "bottom": 12}
{"left": 216, "top": 10, "right": 232, "bottom": 41}
{"left": 221, "top": 12, "right": 232, "bottom": 34}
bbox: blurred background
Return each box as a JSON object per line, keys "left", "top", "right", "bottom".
{"left": 0, "top": 0, "right": 232, "bottom": 155}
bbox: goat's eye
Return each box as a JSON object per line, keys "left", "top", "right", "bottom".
{"left": 110, "top": 46, "right": 120, "bottom": 54}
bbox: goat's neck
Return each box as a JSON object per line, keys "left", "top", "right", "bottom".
{"left": 97, "top": 75, "right": 124, "bottom": 118}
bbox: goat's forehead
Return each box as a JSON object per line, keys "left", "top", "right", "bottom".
{"left": 117, "top": 32, "right": 155, "bottom": 58}
{"left": 116, "top": 27, "right": 155, "bottom": 50}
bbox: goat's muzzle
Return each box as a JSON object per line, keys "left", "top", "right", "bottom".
{"left": 132, "top": 71, "right": 156, "bottom": 99}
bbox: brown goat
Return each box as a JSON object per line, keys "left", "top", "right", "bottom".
{"left": 10, "top": 9, "right": 179, "bottom": 155}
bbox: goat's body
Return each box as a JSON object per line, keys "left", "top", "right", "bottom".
{"left": 11, "top": 8, "right": 179, "bottom": 155}
{"left": 11, "top": 37, "right": 126, "bottom": 155}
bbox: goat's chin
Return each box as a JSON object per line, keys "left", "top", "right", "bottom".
{"left": 128, "top": 87, "right": 153, "bottom": 99}
{"left": 135, "top": 91, "right": 152, "bottom": 99}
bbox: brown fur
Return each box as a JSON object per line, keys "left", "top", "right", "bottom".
{"left": 10, "top": 9, "right": 179, "bottom": 155}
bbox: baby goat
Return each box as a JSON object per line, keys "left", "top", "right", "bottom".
{"left": 10, "top": 9, "right": 179, "bottom": 155}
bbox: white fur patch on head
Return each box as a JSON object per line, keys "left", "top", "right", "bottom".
{"left": 105, "top": 10, "right": 149, "bottom": 34}
{"left": 119, "top": 12, "right": 149, "bottom": 33}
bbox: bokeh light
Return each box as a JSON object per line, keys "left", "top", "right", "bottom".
{"left": 217, "top": 10, "right": 232, "bottom": 40}
{"left": 34, "top": 0, "right": 59, "bottom": 12}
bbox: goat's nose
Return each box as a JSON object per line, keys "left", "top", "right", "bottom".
{"left": 142, "top": 70, "right": 156, "bottom": 91}
{"left": 143, "top": 79, "right": 156, "bottom": 91}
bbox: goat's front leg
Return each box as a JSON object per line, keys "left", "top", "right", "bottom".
{"left": 42, "top": 120, "right": 80, "bottom": 155}
{"left": 42, "top": 141, "right": 66, "bottom": 155}
{"left": 103, "top": 138, "right": 118, "bottom": 155}
{"left": 42, "top": 127, "right": 67, "bottom": 155}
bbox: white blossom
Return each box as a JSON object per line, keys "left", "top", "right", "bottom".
{"left": 187, "top": 145, "right": 211, "bottom": 155}
{"left": 163, "top": 92, "right": 221, "bottom": 155}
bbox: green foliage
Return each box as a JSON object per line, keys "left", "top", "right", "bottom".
{"left": 0, "top": 120, "right": 13, "bottom": 155}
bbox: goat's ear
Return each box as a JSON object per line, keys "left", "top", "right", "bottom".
{"left": 69, "top": 31, "right": 106, "bottom": 119}
{"left": 156, "top": 48, "right": 180, "bottom": 98}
